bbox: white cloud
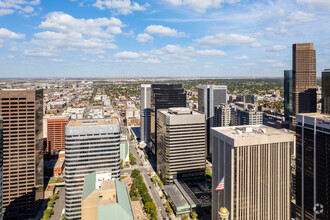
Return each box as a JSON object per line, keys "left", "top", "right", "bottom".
{"left": 234, "top": 55, "right": 248, "bottom": 60}
{"left": 110, "top": 45, "right": 226, "bottom": 64}
{"left": 267, "top": 45, "right": 287, "bottom": 52}
{"left": 0, "top": 28, "right": 25, "bottom": 39}
{"left": 297, "top": 0, "right": 330, "bottom": 11}
{"left": 113, "top": 51, "right": 139, "bottom": 59}
{"left": 30, "top": 12, "right": 123, "bottom": 55}
{"left": 0, "top": 28, "right": 25, "bottom": 47}
{"left": 265, "top": 27, "right": 293, "bottom": 36}
{"left": 136, "top": 33, "right": 153, "bottom": 43}
{"left": 165, "top": 0, "right": 241, "bottom": 14}
{"left": 194, "top": 33, "right": 257, "bottom": 47}
{"left": 93, "top": 0, "right": 149, "bottom": 15}
{"left": 145, "top": 25, "right": 187, "bottom": 37}
{"left": 23, "top": 48, "right": 58, "bottom": 57}
{"left": 0, "top": 0, "right": 40, "bottom": 16}
{"left": 281, "top": 11, "right": 316, "bottom": 26}
{"left": 250, "top": 42, "right": 262, "bottom": 48}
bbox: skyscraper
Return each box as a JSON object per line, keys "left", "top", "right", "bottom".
{"left": 47, "top": 116, "right": 69, "bottom": 152}
{"left": 211, "top": 125, "right": 294, "bottom": 220}
{"left": 284, "top": 70, "right": 293, "bottom": 120}
{"left": 0, "top": 89, "right": 44, "bottom": 219}
{"left": 0, "top": 117, "right": 3, "bottom": 220}
{"left": 140, "top": 84, "right": 151, "bottom": 143}
{"left": 213, "top": 104, "right": 231, "bottom": 127}
{"left": 65, "top": 118, "right": 120, "bottom": 219}
{"left": 150, "top": 84, "right": 186, "bottom": 163}
{"left": 292, "top": 43, "right": 317, "bottom": 115}
{"left": 322, "top": 69, "right": 330, "bottom": 114}
{"left": 295, "top": 113, "right": 330, "bottom": 220}
{"left": 157, "top": 108, "right": 206, "bottom": 184}
{"left": 198, "top": 85, "right": 227, "bottom": 156}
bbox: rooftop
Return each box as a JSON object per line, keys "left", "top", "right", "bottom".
{"left": 67, "top": 118, "right": 119, "bottom": 127}
{"left": 297, "top": 113, "right": 330, "bottom": 121}
{"left": 212, "top": 125, "right": 291, "bottom": 140}
{"left": 82, "top": 171, "right": 135, "bottom": 220}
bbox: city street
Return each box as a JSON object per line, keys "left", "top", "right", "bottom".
{"left": 50, "top": 187, "right": 65, "bottom": 220}
{"left": 122, "top": 125, "right": 168, "bottom": 220}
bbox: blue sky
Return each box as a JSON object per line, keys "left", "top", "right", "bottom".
{"left": 0, "top": 0, "right": 329, "bottom": 78}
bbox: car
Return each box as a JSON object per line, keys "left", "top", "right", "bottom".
{"left": 158, "top": 207, "right": 161, "bottom": 211}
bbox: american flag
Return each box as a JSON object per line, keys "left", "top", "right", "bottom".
{"left": 215, "top": 177, "right": 224, "bottom": 194}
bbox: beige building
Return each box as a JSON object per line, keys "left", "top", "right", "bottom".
{"left": 81, "top": 171, "right": 135, "bottom": 220}
{"left": 211, "top": 125, "right": 294, "bottom": 220}
{"left": 157, "top": 108, "right": 206, "bottom": 184}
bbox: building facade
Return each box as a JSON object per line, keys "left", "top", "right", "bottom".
{"left": 140, "top": 84, "right": 151, "bottom": 143}
{"left": 292, "top": 43, "right": 317, "bottom": 115}
{"left": 47, "top": 117, "right": 69, "bottom": 152}
{"left": 65, "top": 119, "right": 121, "bottom": 219}
{"left": 150, "top": 84, "right": 186, "bottom": 164}
{"left": 214, "top": 104, "right": 231, "bottom": 127}
{"left": 211, "top": 125, "right": 293, "bottom": 220}
{"left": 198, "top": 85, "right": 227, "bottom": 156}
{"left": 236, "top": 108, "right": 264, "bottom": 125}
{"left": 284, "top": 70, "right": 293, "bottom": 120}
{"left": 0, "top": 89, "right": 44, "bottom": 219}
{"left": 295, "top": 113, "right": 330, "bottom": 220}
{"left": 0, "top": 117, "right": 3, "bottom": 220}
{"left": 157, "top": 108, "right": 206, "bottom": 184}
{"left": 322, "top": 69, "right": 330, "bottom": 115}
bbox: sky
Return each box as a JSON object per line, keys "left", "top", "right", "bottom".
{"left": 0, "top": 0, "right": 329, "bottom": 78}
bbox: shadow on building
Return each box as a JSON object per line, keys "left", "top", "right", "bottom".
{"left": 4, "top": 190, "right": 46, "bottom": 220}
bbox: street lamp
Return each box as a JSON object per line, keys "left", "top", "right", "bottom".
{"left": 218, "top": 207, "right": 229, "bottom": 220}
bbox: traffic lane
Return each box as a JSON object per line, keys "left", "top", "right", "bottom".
{"left": 50, "top": 186, "right": 65, "bottom": 220}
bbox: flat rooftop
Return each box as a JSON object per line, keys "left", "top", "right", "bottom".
{"left": 159, "top": 107, "right": 202, "bottom": 116}
{"left": 212, "top": 125, "right": 291, "bottom": 140}
{"left": 297, "top": 113, "right": 330, "bottom": 121}
{"left": 67, "top": 118, "right": 119, "bottom": 127}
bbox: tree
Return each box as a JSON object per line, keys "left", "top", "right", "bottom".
{"left": 47, "top": 199, "right": 55, "bottom": 207}
{"left": 131, "top": 169, "right": 141, "bottom": 178}
{"left": 182, "top": 214, "right": 189, "bottom": 220}
{"left": 53, "top": 193, "right": 59, "bottom": 200}
{"left": 191, "top": 212, "right": 198, "bottom": 219}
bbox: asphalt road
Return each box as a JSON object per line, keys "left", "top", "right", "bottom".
{"left": 123, "top": 126, "right": 168, "bottom": 220}
{"left": 50, "top": 187, "right": 65, "bottom": 220}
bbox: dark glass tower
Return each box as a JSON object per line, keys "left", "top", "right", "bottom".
{"left": 322, "top": 69, "right": 330, "bottom": 115}
{"left": 150, "top": 84, "right": 186, "bottom": 164}
{"left": 295, "top": 114, "right": 330, "bottom": 220}
{"left": 284, "top": 70, "right": 293, "bottom": 120}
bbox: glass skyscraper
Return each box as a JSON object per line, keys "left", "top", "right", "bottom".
{"left": 284, "top": 70, "right": 293, "bottom": 120}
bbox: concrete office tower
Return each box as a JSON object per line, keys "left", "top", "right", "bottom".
{"left": 236, "top": 108, "right": 263, "bottom": 125}
{"left": 292, "top": 43, "right": 317, "bottom": 115}
{"left": 140, "top": 84, "right": 151, "bottom": 143}
{"left": 65, "top": 119, "right": 120, "bottom": 219}
{"left": 150, "top": 84, "right": 186, "bottom": 163}
{"left": 198, "top": 85, "right": 227, "bottom": 156}
{"left": 322, "top": 69, "right": 330, "bottom": 114}
{"left": 47, "top": 116, "right": 69, "bottom": 152}
{"left": 295, "top": 113, "right": 330, "bottom": 220}
{"left": 211, "top": 125, "right": 294, "bottom": 220}
{"left": 244, "top": 94, "right": 258, "bottom": 105}
{"left": 284, "top": 70, "right": 293, "bottom": 120}
{"left": 81, "top": 171, "right": 135, "bottom": 220}
{"left": 0, "top": 117, "right": 3, "bottom": 220}
{"left": 0, "top": 89, "right": 43, "bottom": 219}
{"left": 214, "top": 104, "right": 231, "bottom": 127}
{"left": 157, "top": 108, "right": 206, "bottom": 184}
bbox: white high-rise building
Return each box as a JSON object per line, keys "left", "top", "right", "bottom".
{"left": 211, "top": 125, "right": 294, "bottom": 220}
{"left": 198, "top": 85, "right": 227, "bottom": 155}
{"left": 65, "top": 119, "right": 120, "bottom": 220}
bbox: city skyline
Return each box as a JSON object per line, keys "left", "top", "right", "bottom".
{"left": 1, "top": 0, "right": 330, "bottom": 77}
